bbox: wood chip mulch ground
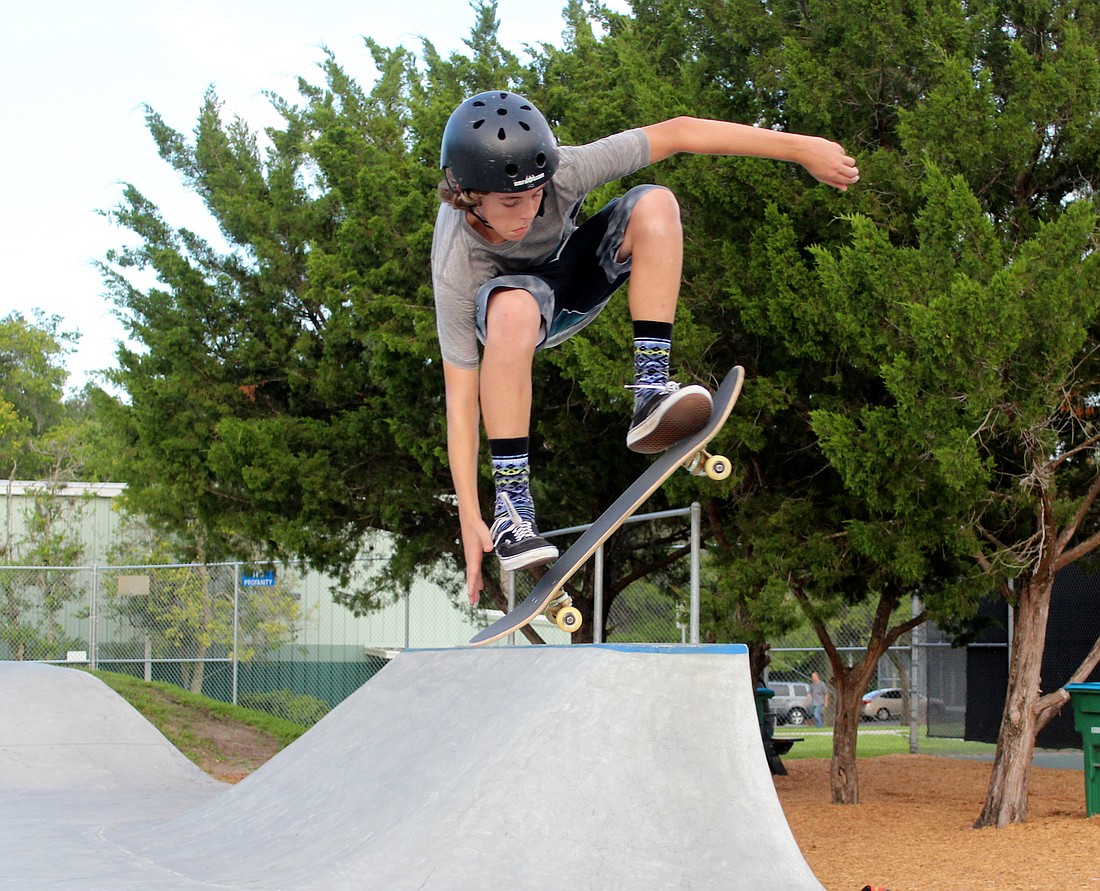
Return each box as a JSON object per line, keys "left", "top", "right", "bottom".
{"left": 775, "top": 755, "right": 1100, "bottom": 890}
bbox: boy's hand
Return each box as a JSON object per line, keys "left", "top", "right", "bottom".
{"left": 461, "top": 515, "right": 495, "bottom": 606}
{"left": 800, "top": 136, "right": 860, "bottom": 191}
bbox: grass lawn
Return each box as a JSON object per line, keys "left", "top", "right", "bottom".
{"left": 773, "top": 723, "right": 1000, "bottom": 759}
{"left": 90, "top": 669, "right": 307, "bottom": 751}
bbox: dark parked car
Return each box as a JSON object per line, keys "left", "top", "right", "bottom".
{"left": 767, "top": 681, "right": 812, "bottom": 726}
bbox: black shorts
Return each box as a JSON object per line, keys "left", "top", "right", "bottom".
{"left": 474, "top": 184, "right": 668, "bottom": 351}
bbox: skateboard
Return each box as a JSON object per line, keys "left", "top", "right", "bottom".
{"left": 469, "top": 366, "right": 744, "bottom": 647}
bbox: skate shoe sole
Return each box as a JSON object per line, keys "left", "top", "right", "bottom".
{"left": 497, "top": 543, "right": 559, "bottom": 573}
{"left": 627, "top": 386, "right": 713, "bottom": 454}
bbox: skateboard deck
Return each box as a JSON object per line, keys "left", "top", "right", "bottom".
{"left": 469, "top": 366, "right": 744, "bottom": 647}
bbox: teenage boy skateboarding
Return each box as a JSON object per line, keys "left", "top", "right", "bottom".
{"left": 433, "top": 91, "right": 858, "bottom": 605}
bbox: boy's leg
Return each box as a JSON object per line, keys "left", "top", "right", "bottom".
{"left": 480, "top": 287, "right": 558, "bottom": 571}
{"left": 617, "top": 188, "right": 713, "bottom": 452}
{"left": 480, "top": 287, "right": 540, "bottom": 441}
{"left": 616, "top": 185, "right": 683, "bottom": 325}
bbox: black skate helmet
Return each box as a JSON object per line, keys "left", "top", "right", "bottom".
{"left": 441, "top": 91, "right": 559, "bottom": 193}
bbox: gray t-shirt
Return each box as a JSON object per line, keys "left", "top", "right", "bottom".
{"left": 431, "top": 128, "right": 651, "bottom": 369}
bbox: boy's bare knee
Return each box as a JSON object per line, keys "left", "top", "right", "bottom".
{"left": 620, "top": 188, "right": 682, "bottom": 261}
{"left": 485, "top": 289, "right": 542, "bottom": 349}
{"left": 634, "top": 187, "right": 681, "bottom": 231}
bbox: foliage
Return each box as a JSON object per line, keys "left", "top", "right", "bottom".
{"left": 0, "top": 312, "right": 107, "bottom": 654}
{"left": 720, "top": 0, "right": 1100, "bottom": 817}
{"left": 238, "top": 689, "right": 331, "bottom": 726}
{"left": 0, "top": 312, "right": 83, "bottom": 481}
{"left": 99, "top": 42, "right": 453, "bottom": 579}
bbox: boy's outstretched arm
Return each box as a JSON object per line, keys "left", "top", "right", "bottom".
{"left": 641, "top": 116, "right": 859, "bottom": 191}
{"left": 443, "top": 361, "right": 493, "bottom": 606}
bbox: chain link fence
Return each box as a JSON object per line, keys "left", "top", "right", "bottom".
{"left": 0, "top": 558, "right": 478, "bottom": 716}
{"left": 6, "top": 552, "right": 1092, "bottom": 757}
{"left": 0, "top": 506, "right": 707, "bottom": 717}
{"left": 0, "top": 558, "right": 991, "bottom": 751}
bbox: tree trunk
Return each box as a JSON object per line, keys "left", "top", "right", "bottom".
{"left": 748, "top": 640, "right": 771, "bottom": 687}
{"left": 190, "top": 652, "right": 206, "bottom": 694}
{"left": 973, "top": 574, "right": 1052, "bottom": 828}
{"left": 829, "top": 672, "right": 870, "bottom": 804}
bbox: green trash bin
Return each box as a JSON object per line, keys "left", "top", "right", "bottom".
{"left": 754, "top": 686, "right": 775, "bottom": 735}
{"left": 1065, "top": 682, "right": 1100, "bottom": 817}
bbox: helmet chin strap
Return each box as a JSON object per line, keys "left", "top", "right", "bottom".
{"left": 469, "top": 206, "right": 495, "bottom": 231}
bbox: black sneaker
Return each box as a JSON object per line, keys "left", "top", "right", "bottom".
{"left": 490, "top": 495, "right": 559, "bottom": 572}
{"left": 626, "top": 382, "right": 713, "bottom": 454}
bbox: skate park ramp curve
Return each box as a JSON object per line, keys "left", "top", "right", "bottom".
{"left": 0, "top": 645, "right": 823, "bottom": 890}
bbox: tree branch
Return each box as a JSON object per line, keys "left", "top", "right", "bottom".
{"left": 1054, "top": 468, "right": 1100, "bottom": 558}
{"left": 1055, "top": 526, "right": 1100, "bottom": 570}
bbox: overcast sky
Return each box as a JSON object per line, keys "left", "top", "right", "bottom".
{"left": 2, "top": 1, "right": 621, "bottom": 392}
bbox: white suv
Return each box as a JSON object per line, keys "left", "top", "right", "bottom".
{"left": 766, "top": 682, "right": 812, "bottom": 726}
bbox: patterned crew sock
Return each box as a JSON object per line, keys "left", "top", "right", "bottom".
{"left": 633, "top": 320, "right": 674, "bottom": 409}
{"left": 489, "top": 438, "right": 535, "bottom": 524}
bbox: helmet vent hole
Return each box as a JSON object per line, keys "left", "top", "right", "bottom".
{"left": 472, "top": 119, "right": 485, "bottom": 129}
{"left": 505, "top": 163, "right": 519, "bottom": 177}
{"left": 497, "top": 128, "right": 507, "bottom": 141}
{"left": 535, "top": 152, "right": 546, "bottom": 167}
{"left": 472, "top": 100, "right": 486, "bottom": 108}
{"left": 519, "top": 121, "right": 531, "bottom": 132}
{"left": 496, "top": 107, "right": 508, "bottom": 115}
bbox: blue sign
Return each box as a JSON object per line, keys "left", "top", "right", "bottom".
{"left": 241, "top": 569, "right": 276, "bottom": 587}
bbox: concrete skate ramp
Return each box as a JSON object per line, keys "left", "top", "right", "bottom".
{"left": 0, "top": 661, "right": 217, "bottom": 792}
{"left": 1, "top": 646, "right": 823, "bottom": 890}
{"left": 0, "top": 662, "right": 223, "bottom": 890}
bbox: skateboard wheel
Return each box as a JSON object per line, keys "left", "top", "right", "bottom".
{"left": 555, "top": 606, "right": 582, "bottom": 633}
{"left": 704, "top": 454, "right": 731, "bottom": 481}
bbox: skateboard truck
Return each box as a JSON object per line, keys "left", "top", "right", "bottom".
{"left": 544, "top": 593, "right": 583, "bottom": 633}
{"left": 683, "top": 449, "right": 732, "bottom": 480}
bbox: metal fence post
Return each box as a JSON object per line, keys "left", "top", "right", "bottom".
{"left": 504, "top": 570, "right": 516, "bottom": 645}
{"left": 690, "top": 502, "right": 701, "bottom": 644}
{"left": 402, "top": 585, "right": 409, "bottom": 650}
{"left": 89, "top": 564, "right": 99, "bottom": 670}
{"left": 909, "top": 594, "right": 922, "bottom": 754}
{"left": 593, "top": 545, "right": 604, "bottom": 644}
{"left": 232, "top": 563, "right": 240, "bottom": 706}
